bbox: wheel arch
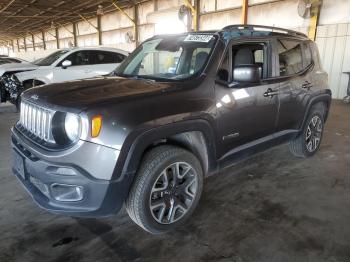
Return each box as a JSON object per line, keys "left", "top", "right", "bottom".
{"left": 22, "top": 79, "right": 46, "bottom": 88}
{"left": 300, "top": 93, "right": 331, "bottom": 131}
{"left": 113, "top": 119, "right": 218, "bottom": 182}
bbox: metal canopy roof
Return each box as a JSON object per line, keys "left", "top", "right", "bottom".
{"left": 0, "top": 0, "right": 142, "bottom": 41}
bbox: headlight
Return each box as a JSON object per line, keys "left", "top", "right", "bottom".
{"left": 64, "top": 113, "right": 81, "bottom": 142}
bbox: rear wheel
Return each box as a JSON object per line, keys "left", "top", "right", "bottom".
{"left": 125, "top": 145, "right": 203, "bottom": 234}
{"left": 289, "top": 104, "right": 325, "bottom": 158}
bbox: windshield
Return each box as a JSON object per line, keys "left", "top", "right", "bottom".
{"left": 115, "top": 34, "right": 217, "bottom": 81}
{"left": 34, "top": 50, "right": 69, "bottom": 66}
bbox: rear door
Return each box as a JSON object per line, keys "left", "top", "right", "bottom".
{"left": 273, "top": 38, "right": 313, "bottom": 132}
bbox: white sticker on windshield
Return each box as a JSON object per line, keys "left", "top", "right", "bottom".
{"left": 184, "top": 34, "right": 213, "bottom": 43}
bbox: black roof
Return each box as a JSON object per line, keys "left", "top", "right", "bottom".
{"left": 219, "top": 24, "right": 308, "bottom": 40}
{"left": 150, "top": 24, "right": 309, "bottom": 43}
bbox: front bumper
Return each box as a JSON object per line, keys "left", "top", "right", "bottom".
{"left": 11, "top": 128, "right": 132, "bottom": 217}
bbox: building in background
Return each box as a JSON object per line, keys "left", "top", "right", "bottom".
{"left": 1, "top": 0, "right": 349, "bottom": 99}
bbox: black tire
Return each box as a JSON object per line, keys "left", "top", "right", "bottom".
{"left": 23, "top": 80, "right": 35, "bottom": 90}
{"left": 289, "top": 103, "right": 325, "bottom": 158}
{"left": 125, "top": 145, "right": 203, "bottom": 234}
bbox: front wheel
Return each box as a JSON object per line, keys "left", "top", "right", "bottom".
{"left": 289, "top": 104, "right": 325, "bottom": 158}
{"left": 125, "top": 145, "right": 203, "bottom": 234}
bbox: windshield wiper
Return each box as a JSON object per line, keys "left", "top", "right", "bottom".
{"left": 131, "top": 75, "right": 156, "bottom": 82}
{"left": 114, "top": 73, "right": 156, "bottom": 82}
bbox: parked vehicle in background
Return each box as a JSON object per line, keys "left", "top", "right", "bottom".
{"left": 0, "top": 62, "right": 38, "bottom": 106}
{"left": 0, "top": 57, "right": 28, "bottom": 64}
{"left": 0, "top": 47, "right": 128, "bottom": 109}
{"left": 11, "top": 25, "right": 331, "bottom": 234}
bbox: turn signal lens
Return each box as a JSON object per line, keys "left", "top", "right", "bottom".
{"left": 91, "top": 115, "right": 102, "bottom": 138}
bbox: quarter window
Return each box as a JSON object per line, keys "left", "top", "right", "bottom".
{"left": 217, "top": 51, "right": 229, "bottom": 82}
{"left": 277, "top": 39, "right": 303, "bottom": 76}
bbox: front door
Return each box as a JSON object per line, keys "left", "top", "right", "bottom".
{"left": 54, "top": 50, "right": 96, "bottom": 83}
{"left": 215, "top": 41, "right": 279, "bottom": 159}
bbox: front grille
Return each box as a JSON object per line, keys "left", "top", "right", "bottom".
{"left": 19, "top": 100, "right": 55, "bottom": 143}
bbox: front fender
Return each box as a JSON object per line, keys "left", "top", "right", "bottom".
{"left": 112, "top": 119, "right": 217, "bottom": 182}
{"left": 15, "top": 71, "right": 50, "bottom": 85}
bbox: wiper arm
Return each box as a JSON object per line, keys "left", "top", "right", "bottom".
{"left": 113, "top": 73, "right": 155, "bottom": 82}
{"left": 131, "top": 75, "right": 156, "bottom": 82}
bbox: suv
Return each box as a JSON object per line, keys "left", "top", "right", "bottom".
{"left": 11, "top": 25, "right": 331, "bottom": 234}
{"left": 0, "top": 47, "right": 128, "bottom": 109}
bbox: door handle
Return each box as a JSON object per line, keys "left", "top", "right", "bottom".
{"left": 301, "top": 81, "right": 313, "bottom": 89}
{"left": 263, "top": 88, "right": 278, "bottom": 97}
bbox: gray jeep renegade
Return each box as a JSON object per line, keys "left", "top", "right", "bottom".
{"left": 11, "top": 25, "right": 331, "bottom": 234}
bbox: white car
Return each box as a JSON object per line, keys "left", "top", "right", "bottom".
{"left": 0, "top": 57, "right": 28, "bottom": 65}
{"left": 0, "top": 62, "right": 38, "bottom": 105}
{"left": 0, "top": 47, "right": 128, "bottom": 108}
{"left": 0, "top": 62, "right": 38, "bottom": 77}
{"left": 16, "top": 47, "right": 128, "bottom": 87}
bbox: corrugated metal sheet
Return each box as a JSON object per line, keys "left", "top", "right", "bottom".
{"left": 316, "top": 23, "right": 350, "bottom": 99}
{"left": 200, "top": 9, "right": 241, "bottom": 30}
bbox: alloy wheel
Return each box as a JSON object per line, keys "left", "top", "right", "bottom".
{"left": 149, "top": 162, "right": 198, "bottom": 224}
{"left": 305, "top": 115, "right": 323, "bottom": 153}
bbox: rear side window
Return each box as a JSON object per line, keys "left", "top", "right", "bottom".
{"left": 91, "top": 51, "right": 125, "bottom": 64}
{"left": 303, "top": 42, "right": 313, "bottom": 67}
{"left": 277, "top": 39, "right": 303, "bottom": 76}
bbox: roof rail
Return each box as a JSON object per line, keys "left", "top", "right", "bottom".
{"left": 222, "top": 24, "right": 308, "bottom": 38}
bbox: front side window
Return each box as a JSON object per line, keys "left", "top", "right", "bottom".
{"left": 277, "top": 39, "right": 303, "bottom": 76}
{"left": 34, "top": 50, "right": 70, "bottom": 66}
{"left": 116, "top": 34, "right": 216, "bottom": 81}
{"left": 217, "top": 42, "right": 269, "bottom": 83}
{"left": 61, "top": 51, "right": 91, "bottom": 66}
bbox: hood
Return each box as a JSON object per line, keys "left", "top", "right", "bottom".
{"left": 0, "top": 62, "right": 38, "bottom": 76}
{"left": 15, "top": 67, "right": 49, "bottom": 82}
{"left": 22, "top": 76, "right": 180, "bottom": 112}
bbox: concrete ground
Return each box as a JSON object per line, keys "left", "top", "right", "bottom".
{"left": 0, "top": 100, "right": 350, "bottom": 262}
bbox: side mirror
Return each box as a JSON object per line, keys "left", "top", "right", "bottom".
{"left": 233, "top": 65, "right": 260, "bottom": 83}
{"left": 61, "top": 60, "right": 72, "bottom": 69}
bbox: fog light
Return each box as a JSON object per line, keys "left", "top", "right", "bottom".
{"left": 50, "top": 184, "right": 83, "bottom": 202}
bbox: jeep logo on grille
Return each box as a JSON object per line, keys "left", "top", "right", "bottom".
{"left": 31, "top": 95, "right": 39, "bottom": 100}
